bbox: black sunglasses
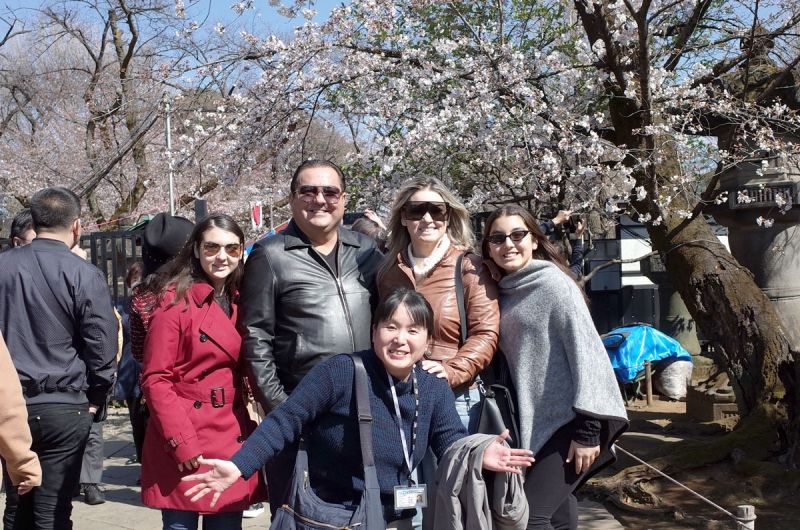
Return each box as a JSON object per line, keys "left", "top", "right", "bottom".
{"left": 486, "top": 230, "right": 531, "bottom": 245}
{"left": 295, "top": 185, "right": 343, "bottom": 204}
{"left": 402, "top": 201, "right": 449, "bottom": 222}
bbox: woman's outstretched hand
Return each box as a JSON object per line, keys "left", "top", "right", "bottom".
{"left": 482, "top": 430, "right": 535, "bottom": 474}
{"left": 181, "top": 456, "right": 242, "bottom": 507}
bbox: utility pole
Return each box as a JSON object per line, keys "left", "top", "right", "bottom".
{"left": 269, "top": 203, "right": 274, "bottom": 231}
{"left": 162, "top": 93, "right": 176, "bottom": 216}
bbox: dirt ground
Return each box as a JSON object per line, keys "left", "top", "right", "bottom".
{"left": 581, "top": 396, "right": 800, "bottom": 529}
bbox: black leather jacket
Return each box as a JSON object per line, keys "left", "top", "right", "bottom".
{"left": 239, "top": 220, "right": 383, "bottom": 412}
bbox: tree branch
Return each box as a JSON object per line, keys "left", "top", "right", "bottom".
{"left": 581, "top": 250, "right": 659, "bottom": 284}
{"left": 662, "top": 0, "right": 713, "bottom": 71}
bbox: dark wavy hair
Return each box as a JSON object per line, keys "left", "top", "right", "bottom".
{"left": 481, "top": 205, "right": 587, "bottom": 300}
{"left": 152, "top": 214, "right": 245, "bottom": 306}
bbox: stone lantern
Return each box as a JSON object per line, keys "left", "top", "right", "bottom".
{"left": 710, "top": 151, "right": 800, "bottom": 350}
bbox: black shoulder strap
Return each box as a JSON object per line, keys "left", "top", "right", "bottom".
{"left": 454, "top": 252, "right": 467, "bottom": 346}
{"left": 350, "top": 354, "right": 375, "bottom": 468}
{"left": 26, "top": 246, "right": 76, "bottom": 336}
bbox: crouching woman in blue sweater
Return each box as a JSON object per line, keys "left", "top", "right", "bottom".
{"left": 182, "top": 288, "right": 533, "bottom": 529}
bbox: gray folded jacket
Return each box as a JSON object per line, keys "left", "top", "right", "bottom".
{"left": 424, "top": 434, "right": 528, "bottom": 530}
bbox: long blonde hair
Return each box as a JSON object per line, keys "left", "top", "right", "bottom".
{"left": 379, "top": 177, "right": 474, "bottom": 281}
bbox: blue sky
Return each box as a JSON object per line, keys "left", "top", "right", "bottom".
{"left": 196, "top": 0, "right": 341, "bottom": 35}
{"left": 2, "top": 0, "right": 342, "bottom": 36}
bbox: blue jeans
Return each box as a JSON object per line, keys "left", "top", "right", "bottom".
{"left": 454, "top": 387, "right": 481, "bottom": 433}
{"left": 161, "top": 509, "right": 242, "bottom": 530}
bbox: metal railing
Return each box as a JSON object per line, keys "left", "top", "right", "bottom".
{"left": 614, "top": 444, "right": 756, "bottom": 529}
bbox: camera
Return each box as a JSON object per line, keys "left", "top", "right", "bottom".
{"left": 564, "top": 214, "right": 583, "bottom": 234}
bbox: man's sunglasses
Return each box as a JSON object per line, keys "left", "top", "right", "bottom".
{"left": 402, "top": 201, "right": 449, "bottom": 222}
{"left": 201, "top": 241, "right": 243, "bottom": 258}
{"left": 486, "top": 230, "right": 531, "bottom": 245}
{"left": 295, "top": 185, "right": 343, "bottom": 204}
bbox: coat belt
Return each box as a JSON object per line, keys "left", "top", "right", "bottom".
{"left": 173, "top": 382, "right": 239, "bottom": 407}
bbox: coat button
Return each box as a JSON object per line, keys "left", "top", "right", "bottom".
{"left": 200, "top": 333, "right": 208, "bottom": 342}
{"left": 193, "top": 401, "right": 202, "bottom": 409}
{"left": 237, "top": 435, "right": 245, "bottom": 443}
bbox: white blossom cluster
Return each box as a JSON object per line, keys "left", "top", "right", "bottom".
{"left": 2, "top": 0, "right": 799, "bottom": 229}
{"left": 213, "top": 0, "right": 800, "bottom": 228}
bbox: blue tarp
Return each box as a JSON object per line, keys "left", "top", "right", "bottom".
{"left": 602, "top": 324, "right": 692, "bottom": 384}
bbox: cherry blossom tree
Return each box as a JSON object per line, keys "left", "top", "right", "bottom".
{"left": 0, "top": 0, "right": 351, "bottom": 230}
{"left": 218, "top": 0, "right": 800, "bottom": 466}
{"left": 3, "top": 1, "right": 800, "bottom": 470}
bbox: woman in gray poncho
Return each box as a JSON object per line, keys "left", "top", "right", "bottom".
{"left": 481, "top": 205, "right": 628, "bottom": 530}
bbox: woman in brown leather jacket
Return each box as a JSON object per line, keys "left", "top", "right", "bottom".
{"left": 377, "top": 176, "right": 499, "bottom": 430}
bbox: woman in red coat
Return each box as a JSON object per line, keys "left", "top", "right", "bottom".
{"left": 141, "top": 214, "right": 265, "bottom": 530}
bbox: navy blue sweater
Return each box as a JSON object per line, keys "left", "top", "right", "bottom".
{"left": 231, "top": 351, "right": 465, "bottom": 505}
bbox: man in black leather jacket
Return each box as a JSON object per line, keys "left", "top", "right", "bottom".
{"left": 0, "top": 187, "right": 118, "bottom": 529}
{"left": 239, "top": 160, "right": 383, "bottom": 515}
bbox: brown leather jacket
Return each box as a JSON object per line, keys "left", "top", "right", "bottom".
{"left": 378, "top": 245, "right": 499, "bottom": 388}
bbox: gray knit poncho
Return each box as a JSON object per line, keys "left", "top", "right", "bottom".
{"left": 497, "top": 260, "right": 628, "bottom": 455}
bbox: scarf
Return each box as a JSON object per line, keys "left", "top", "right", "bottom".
{"left": 497, "top": 260, "right": 628, "bottom": 454}
{"left": 407, "top": 234, "right": 451, "bottom": 282}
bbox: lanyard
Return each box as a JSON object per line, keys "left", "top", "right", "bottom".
{"left": 385, "top": 368, "right": 419, "bottom": 479}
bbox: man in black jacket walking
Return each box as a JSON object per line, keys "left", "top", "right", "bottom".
{"left": 239, "top": 160, "right": 383, "bottom": 516}
{"left": 0, "top": 187, "right": 118, "bottom": 530}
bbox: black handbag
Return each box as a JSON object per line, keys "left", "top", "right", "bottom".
{"left": 475, "top": 353, "right": 521, "bottom": 449}
{"left": 269, "top": 354, "right": 386, "bottom": 530}
{"left": 453, "top": 253, "right": 521, "bottom": 448}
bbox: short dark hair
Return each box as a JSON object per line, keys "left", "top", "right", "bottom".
{"left": 10, "top": 208, "right": 34, "bottom": 242}
{"left": 289, "top": 160, "right": 346, "bottom": 194}
{"left": 372, "top": 288, "right": 434, "bottom": 333}
{"left": 29, "top": 187, "right": 82, "bottom": 231}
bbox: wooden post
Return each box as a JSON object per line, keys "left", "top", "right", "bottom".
{"left": 645, "top": 361, "right": 653, "bottom": 406}
{"left": 736, "top": 505, "right": 756, "bottom": 529}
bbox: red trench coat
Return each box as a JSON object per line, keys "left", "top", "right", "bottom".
{"left": 140, "top": 283, "right": 265, "bottom": 513}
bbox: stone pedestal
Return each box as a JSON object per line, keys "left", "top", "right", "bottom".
{"left": 727, "top": 224, "right": 800, "bottom": 350}
{"left": 661, "top": 289, "right": 701, "bottom": 355}
{"left": 686, "top": 384, "right": 739, "bottom": 422}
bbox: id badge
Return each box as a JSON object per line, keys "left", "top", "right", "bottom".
{"left": 393, "top": 484, "right": 427, "bottom": 510}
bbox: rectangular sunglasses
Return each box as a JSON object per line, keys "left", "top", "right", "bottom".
{"left": 201, "top": 242, "right": 243, "bottom": 258}
{"left": 402, "top": 201, "right": 449, "bottom": 221}
{"left": 296, "top": 185, "right": 342, "bottom": 203}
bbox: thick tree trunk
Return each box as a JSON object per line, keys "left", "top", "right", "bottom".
{"left": 645, "top": 203, "right": 798, "bottom": 460}
{"left": 649, "top": 214, "right": 792, "bottom": 410}
{"left": 105, "top": 7, "right": 149, "bottom": 229}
